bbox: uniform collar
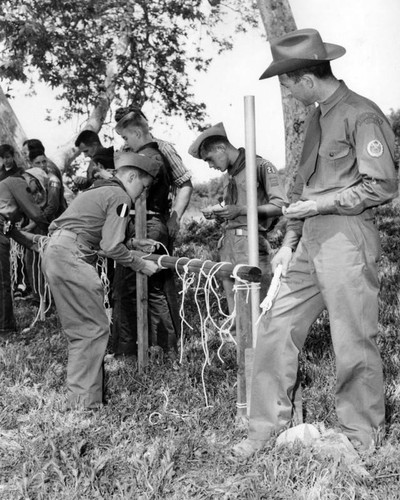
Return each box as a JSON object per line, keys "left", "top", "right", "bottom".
{"left": 319, "top": 80, "right": 349, "bottom": 117}
{"left": 137, "top": 142, "right": 159, "bottom": 153}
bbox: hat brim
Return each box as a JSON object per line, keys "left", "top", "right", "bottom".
{"left": 118, "top": 163, "right": 158, "bottom": 178}
{"left": 260, "top": 43, "right": 346, "bottom": 79}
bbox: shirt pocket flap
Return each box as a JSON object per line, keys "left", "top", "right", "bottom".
{"left": 319, "top": 144, "right": 351, "bottom": 160}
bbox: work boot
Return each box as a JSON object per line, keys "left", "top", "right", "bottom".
{"left": 231, "top": 438, "right": 266, "bottom": 458}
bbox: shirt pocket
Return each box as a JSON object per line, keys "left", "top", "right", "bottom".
{"left": 317, "top": 142, "right": 357, "bottom": 188}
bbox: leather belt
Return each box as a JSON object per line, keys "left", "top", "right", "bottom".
{"left": 51, "top": 228, "right": 94, "bottom": 250}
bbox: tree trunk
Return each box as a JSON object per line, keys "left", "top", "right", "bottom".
{"left": 256, "top": 0, "right": 312, "bottom": 197}
{"left": 53, "top": 35, "right": 129, "bottom": 171}
{"left": 0, "top": 85, "right": 28, "bottom": 169}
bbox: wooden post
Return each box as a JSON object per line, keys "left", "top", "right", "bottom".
{"left": 135, "top": 193, "right": 148, "bottom": 372}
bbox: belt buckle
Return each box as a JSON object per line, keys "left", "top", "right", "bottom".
{"left": 235, "top": 228, "right": 245, "bottom": 236}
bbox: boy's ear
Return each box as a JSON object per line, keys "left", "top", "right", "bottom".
{"left": 128, "top": 169, "right": 138, "bottom": 183}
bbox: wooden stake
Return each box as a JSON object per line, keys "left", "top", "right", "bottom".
{"left": 136, "top": 193, "right": 148, "bottom": 372}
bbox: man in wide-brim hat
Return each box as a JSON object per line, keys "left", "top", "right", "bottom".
{"left": 232, "top": 28, "right": 398, "bottom": 457}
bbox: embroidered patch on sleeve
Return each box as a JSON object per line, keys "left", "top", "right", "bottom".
{"left": 116, "top": 203, "right": 130, "bottom": 217}
{"left": 270, "top": 177, "right": 280, "bottom": 187}
{"left": 367, "top": 140, "right": 384, "bottom": 158}
{"left": 357, "top": 112, "right": 383, "bottom": 127}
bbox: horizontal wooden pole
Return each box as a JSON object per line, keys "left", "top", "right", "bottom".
{"left": 16, "top": 231, "right": 261, "bottom": 283}
{"left": 141, "top": 254, "right": 261, "bottom": 283}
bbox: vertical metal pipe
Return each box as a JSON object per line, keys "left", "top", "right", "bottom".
{"left": 244, "top": 95, "right": 260, "bottom": 349}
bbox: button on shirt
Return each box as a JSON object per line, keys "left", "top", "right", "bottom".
{"left": 284, "top": 81, "right": 398, "bottom": 248}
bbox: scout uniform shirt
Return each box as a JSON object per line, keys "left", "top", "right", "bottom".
{"left": 48, "top": 178, "right": 145, "bottom": 271}
{"left": 222, "top": 148, "right": 287, "bottom": 231}
{"left": 284, "top": 81, "right": 398, "bottom": 249}
{"left": 0, "top": 176, "right": 48, "bottom": 227}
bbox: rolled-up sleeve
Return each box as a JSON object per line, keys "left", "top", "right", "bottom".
{"left": 156, "top": 138, "right": 192, "bottom": 187}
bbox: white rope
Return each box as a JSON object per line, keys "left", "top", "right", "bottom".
{"left": 21, "top": 236, "right": 52, "bottom": 334}
{"left": 256, "top": 264, "right": 283, "bottom": 325}
{"left": 97, "top": 255, "right": 112, "bottom": 324}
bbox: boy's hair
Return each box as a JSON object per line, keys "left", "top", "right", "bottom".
{"left": 75, "top": 130, "right": 101, "bottom": 147}
{"left": 29, "top": 148, "right": 46, "bottom": 162}
{"left": 115, "top": 105, "right": 148, "bottom": 123}
{"left": 285, "top": 61, "right": 334, "bottom": 83}
{"left": 0, "top": 144, "right": 15, "bottom": 158}
{"left": 115, "top": 111, "right": 149, "bottom": 135}
{"left": 199, "top": 135, "right": 230, "bottom": 157}
{"left": 23, "top": 138, "right": 45, "bottom": 153}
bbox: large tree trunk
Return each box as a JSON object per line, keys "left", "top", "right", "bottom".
{"left": 256, "top": 0, "right": 312, "bottom": 197}
{"left": 0, "top": 85, "right": 28, "bottom": 169}
{"left": 53, "top": 35, "right": 129, "bottom": 171}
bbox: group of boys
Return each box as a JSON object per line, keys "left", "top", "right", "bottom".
{"left": 1, "top": 28, "right": 398, "bottom": 457}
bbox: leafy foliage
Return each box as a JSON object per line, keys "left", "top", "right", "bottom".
{"left": 388, "top": 108, "right": 400, "bottom": 167}
{"left": 0, "top": 0, "right": 259, "bottom": 126}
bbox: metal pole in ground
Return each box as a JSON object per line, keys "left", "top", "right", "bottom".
{"left": 243, "top": 95, "right": 260, "bottom": 416}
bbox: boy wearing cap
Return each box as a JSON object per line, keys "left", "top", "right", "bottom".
{"left": 41, "top": 152, "right": 160, "bottom": 410}
{"left": 233, "top": 29, "right": 398, "bottom": 457}
{"left": 0, "top": 169, "right": 49, "bottom": 337}
{"left": 189, "top": 123, "right": 287, "bottom": 315}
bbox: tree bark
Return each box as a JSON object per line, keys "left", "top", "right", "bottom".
{"left": 256, "top": 0, "right": 312, "bottom": 197}
{"left": 53, "top": 35, "right": 129, "bottom": 171}
{"left": 0, "top": 85, "right": 28, "bottom": 169}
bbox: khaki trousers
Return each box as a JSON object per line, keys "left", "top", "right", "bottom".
{"left": 42, "top": 230, "right": 108, "bottom": 409}
{"left": 249, "top": 212, "right": 385, "bottom": 448}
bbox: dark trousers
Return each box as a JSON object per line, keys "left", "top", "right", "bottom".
{"left": 0, "top": 234, "right": 16, "bottom": 334}
{"left": 110, "top": 218, "right": 178, "bottom": 356}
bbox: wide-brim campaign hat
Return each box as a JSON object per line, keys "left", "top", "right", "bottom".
{"left": 114, "top": 151, "right": 160, "bottom": 179}
{"left": 260, "top": 28, "right": 346, "bottom": 79}
{"left": 188, "top": 122, "right": 227, "bottom": 159}
{"left": 24, "top": 167, "right": 49, "bottom": 192}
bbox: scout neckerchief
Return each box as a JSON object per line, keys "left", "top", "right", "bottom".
{"left": 225, "top": 148, "right": 246, "bottom": 204}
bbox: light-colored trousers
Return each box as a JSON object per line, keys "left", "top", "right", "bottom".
{"left": 248, "top": 212, "right": 385, "bottom": 448}
{"left": 42, "top": 230, "right": 109, "bottom": 409}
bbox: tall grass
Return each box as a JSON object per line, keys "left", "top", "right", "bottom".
{"left": 0, "top": 203, "right": 399, "bottom": 499}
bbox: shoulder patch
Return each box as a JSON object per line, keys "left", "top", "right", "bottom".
{"left": 116, "top": 203, "right": 130, "bottom": 217}
{"left": 260, "top": 160, "right": 277, "bottom": 175}
{"left": 367, "top": 140, "right": 384, "bottom": 158}
{"left": 356, "top": 112, "right": 383, "bottom": 127}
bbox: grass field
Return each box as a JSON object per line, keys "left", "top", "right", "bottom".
{"left": 0, "top": 202, "right": 399, "bottom": 499}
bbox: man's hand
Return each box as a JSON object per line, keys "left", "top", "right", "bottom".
{"left": 128, "top": 238, "right": 159, "bottom": 253}
{"left": 271, "top": 246, "right": 293, "bottom": 277}
{"left": 73, "top": 176, "right": 89, "bottom": 189}
{"left": 166, "top": 211, "right": 180, "bottom": 240}
{"left": 283, "top": 200, "right": 318, "bottom": 219}
{"left": 93, "top": 169, "right": 113, "bottom": 180}
{"left": 140, "top": 260, "right": 159, "bottom": 276}
{"left": 213, "top": 204, "right": 244, "bottom": 220}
